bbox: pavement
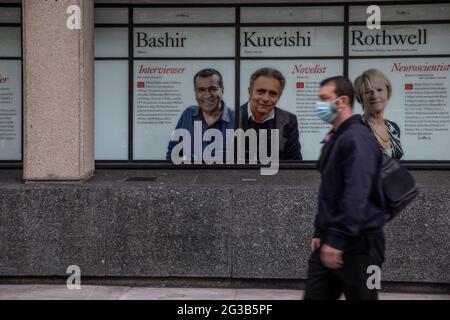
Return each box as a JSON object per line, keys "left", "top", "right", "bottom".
{"left": 0, "top": 285, "right": 449, "bottom": 300}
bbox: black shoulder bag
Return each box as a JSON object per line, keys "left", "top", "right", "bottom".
{"left": 317, "top": 125, "right": 419, "bottom": 218}
{"left": 380, "top": 153, "right": 419, "bottom": 217}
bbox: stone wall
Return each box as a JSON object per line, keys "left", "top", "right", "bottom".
{"left": 0, "top": 169, "right": 449, "bottom": 284}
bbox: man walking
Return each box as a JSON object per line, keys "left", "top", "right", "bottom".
{"left": 304, "top": 76, "right": 390, "bottom": 300}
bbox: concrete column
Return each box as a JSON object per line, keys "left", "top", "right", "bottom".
{"left": 23, "top": 0, "right": 94, "bottom": 181}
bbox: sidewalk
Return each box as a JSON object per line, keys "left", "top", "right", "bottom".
{"left": 1, "top": 285, "right": 449, "bottom": 300}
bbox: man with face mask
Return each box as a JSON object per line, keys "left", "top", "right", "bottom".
{"left": 304, "top": 76, "right": 390, "bottom": 300}
{"left": 167, "top": 68, "right": 235, "bottom": 161}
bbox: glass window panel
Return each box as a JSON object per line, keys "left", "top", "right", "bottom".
{"left": 133, "top": 60, "right": 235, "bottom": 160}
{"left": 0, "top": 60, "right": 21, "bottom": 160}
{"left": 349, "top": 58, "right": 450, "bottom": 160}
{"left": 349, "top": 24, "right": 450, "bottom": 56}
{"left": 134, "top": 7, "right": 235, "bottom": 24}
{"left": 95, "top": 28, "right": 128, "bottom": 58}
{"left": 95, "top": 60, "right": 129, "bottom": 160}
{"left": 350, "top": 4, "right": 450, "bottom": 22}
{"left": 95, "top": 8, "right": 129, "bottom": 24}
{"left": 240, "top": 59, "right": 344, "bottom": 160}
{"left": 134, "top": 27, "right": 235, "bottom": 58}
{"left": 241, "top": 26, "right": 343, "bottom": 57}
{"left": 0, "top": 27, "right": 21, "bottom": 57}
{"left": 0, "top": 7, "right": 21, "bottom": 23}
{"left": 241, "top": 6, "right": 344, "bottom": 23}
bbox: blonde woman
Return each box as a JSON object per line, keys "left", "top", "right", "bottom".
{"left": 354, "top": 69, "right": 404, "bottom": 159}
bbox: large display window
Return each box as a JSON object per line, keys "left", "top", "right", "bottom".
{"left": 89, "top": 3, "right": 450, "bottom": 167}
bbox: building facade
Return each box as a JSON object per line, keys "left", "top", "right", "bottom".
{"left": 0, "top": 0, "right": 449, "bottom": 286}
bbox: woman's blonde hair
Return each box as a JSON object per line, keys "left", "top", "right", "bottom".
{"left": 354, "top": 68, "right": 392, "bottom": 105}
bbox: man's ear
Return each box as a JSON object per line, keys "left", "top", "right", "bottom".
{"left": 339, "top": 95, "right": 351, "bottom": 108}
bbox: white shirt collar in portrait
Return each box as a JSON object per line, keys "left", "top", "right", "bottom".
{"left": 247, "top": 102, "right": 275, "bottom": 123}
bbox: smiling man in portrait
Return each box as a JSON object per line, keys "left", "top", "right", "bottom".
{"left": 240, "top": 67, "right": 302, "bottom": 161}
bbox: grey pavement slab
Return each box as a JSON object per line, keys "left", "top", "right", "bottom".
{"left": 120, "top": 287, "right": 236, "bottom": 300}
{"left": 379, "top": 293, "right": 450, "bottom": 300}
{"left": 0, "top": 285, "right": 449, "bottom": 300}
{"left": 0, "top": 285, "right": 37, "bottom": 300}
{"left": 235, "top": 289, "right": 304, "bottom": 300}
{"left": 88, "top": 286, "right": 131, "bottom": 300}
{"left": 12, "top": 285, "right": 98, "bottom": 300}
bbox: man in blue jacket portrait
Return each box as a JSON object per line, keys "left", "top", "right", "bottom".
{"left": 167, "top": 68, "right": 235, "bottom": 162}
{"left": 240, "top": 68, "right": 302, "bottom": 161}
{"left": 304, "top": 76, "right": 390, "bottom": 300}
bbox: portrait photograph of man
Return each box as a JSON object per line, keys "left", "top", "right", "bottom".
{"left": 167, "top": 68, "right": 235, "bottom": 162}
{"left": 240, "top": 67, "right": 302, "bottom": 161}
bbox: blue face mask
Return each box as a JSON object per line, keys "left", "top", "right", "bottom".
{"left": 314, "top": 97, "right": 341, "bottom": 123}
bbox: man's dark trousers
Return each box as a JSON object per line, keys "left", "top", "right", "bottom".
{"left": 304, "top": 232, "right": 385, "bottom": 300}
